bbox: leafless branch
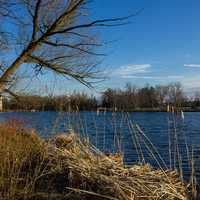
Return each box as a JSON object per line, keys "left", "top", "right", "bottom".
{"left": 0, "top": 0, "right": 137, "bottom": 93}
{"left": 32, "top": 0, "right": 42, "bottom": 40}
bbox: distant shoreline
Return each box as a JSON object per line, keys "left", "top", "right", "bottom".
{"left": 2, "top": 107, "right": 200, "bottom": 112}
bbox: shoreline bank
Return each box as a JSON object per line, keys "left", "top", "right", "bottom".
{"left": 0, "top": 121, "right": 194, "bottom": 200}
{"left": 2, "top": 108, "right": 200, "bottom": 112}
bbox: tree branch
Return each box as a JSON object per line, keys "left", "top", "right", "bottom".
{"left": 32, "top": 0, "right": 42, "bottom": 41}
{"left": 45, "top": 0, "right": 86, "bottom": 35}
{"left": 47, "top": 14, "right": 135, "bottom": 36}
{"left": 27, "top": 55, "right": 93, "bottom": 87}
{"left": 43, "top": 40, "right": 105, "bottom": 56}
{"left": 4, "top": 88, "right": 19, "bottom": 99}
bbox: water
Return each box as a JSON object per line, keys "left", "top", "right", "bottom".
{"left": 0, "top": 111, "right": 200, "bottom": 181}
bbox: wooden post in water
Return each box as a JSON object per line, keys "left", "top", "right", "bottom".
{"left": 0, "top": 96, "right": 3, "bottom": 111}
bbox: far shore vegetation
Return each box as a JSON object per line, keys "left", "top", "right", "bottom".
{"left": 4, "top": 82, "right": 200, "bottom": 112}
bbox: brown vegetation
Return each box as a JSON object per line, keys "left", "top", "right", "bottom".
{"left": 3, "top": 82, "right": 200, "bottom": 111}
{"left": 4, "top": 91, "right": 97, "bottom": 111}
{"left": 0, "top": 121, "right": 191, "bottom": 200}
{"left": 101, "top": 82, "right": 187, "bottom": 110}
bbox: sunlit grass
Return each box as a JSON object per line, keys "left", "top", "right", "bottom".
{"left": 0, "top": 118, "right": 194, "bottom": 200}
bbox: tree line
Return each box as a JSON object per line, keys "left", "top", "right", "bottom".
{"left": 101, "top": 82, "right": 200, "bottom": 111}
{"left": 102, "top": 82, "right": 183, "bottom": 110}
{"left": 3, "top": 82, "right": 200, "bottom": 111}
{"left": 3, "top": 91, "right": 97, "bottom": 111}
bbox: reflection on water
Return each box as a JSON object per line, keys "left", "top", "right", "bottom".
{"left": 0, "top": 111, "right": 200, "bottom": 181}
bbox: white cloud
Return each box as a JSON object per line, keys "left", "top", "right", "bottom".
{"left": 167, "top": 75, "right": 184, "bottom": 79}
{"left": 119, "top": 75, "right": 184, "bottom": 80}
{"left": 122, "top": 75, "right": 159, "bottom": 79}
{"left": 181, "top": 76, "right": 200, "bottom": 89}
{"left": 112, "top": 64, "right": 151, "bottom": 78}
{"left": 184, "top": 64, "right": 200, "bottom": 68}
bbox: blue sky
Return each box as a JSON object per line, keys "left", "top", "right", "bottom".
{"left": 90, "top": 0, "right": 200, "bottom": 93}
{"left": 13, "top": 0, "right": 200, "bottom": 95}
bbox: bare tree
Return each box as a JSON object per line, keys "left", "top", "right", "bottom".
{"left": 167, "top": 82, "right": 185, "bottom": 107}
{"left": 0, "top": 0, "right": 10, "bottom": 51}
{"left": 0, "top": 0, "right": 132, "bottom": 95}
{"left": 155, "top": 84, "right": 169, "bottom": 106}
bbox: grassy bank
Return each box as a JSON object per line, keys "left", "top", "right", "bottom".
{"left": 0, "top": 120, "right": 194, "bottom": 199}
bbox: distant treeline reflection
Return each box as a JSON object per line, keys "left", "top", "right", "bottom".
{"left": 4, "top": 82, "right": 200, "bottom": 111}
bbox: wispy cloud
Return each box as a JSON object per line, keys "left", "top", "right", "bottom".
{"left": 117, "top": 75, "right": 184, "bottom": 80}
{"left": 181, "top": 76, "right": 200, "bottom": 89}
{"left": 167, "top": 75, "right": 184, "bottom": 79}
{"left": 121, "top": 75, "right": 159, "bottom": 79}
{"left": 184, "top": 64, "right": 200, "bottom": 68}
{"left": 112, "top": 64, "right": 151, "bottom": 78}
{"left": 111, "top": 63, "right": 184, "bottom": 81}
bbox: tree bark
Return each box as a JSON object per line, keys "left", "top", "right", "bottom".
{"left": 0, "top": 41, "right": 39, "bottom": 93}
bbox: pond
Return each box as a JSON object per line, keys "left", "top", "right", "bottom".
{"left": 0, "top": 111, "right": 200, "bottom": 181}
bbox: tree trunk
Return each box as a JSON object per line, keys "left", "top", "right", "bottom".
{"left": 0, "top": 42, "right": 38, "bottom": 93}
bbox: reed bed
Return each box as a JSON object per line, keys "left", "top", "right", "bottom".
{"left": 0, "top": 120, "right": 191, "bottom": 200}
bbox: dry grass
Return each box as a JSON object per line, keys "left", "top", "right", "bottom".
{"left": 0, "top": 120, "right": 192, "bottom": 200}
